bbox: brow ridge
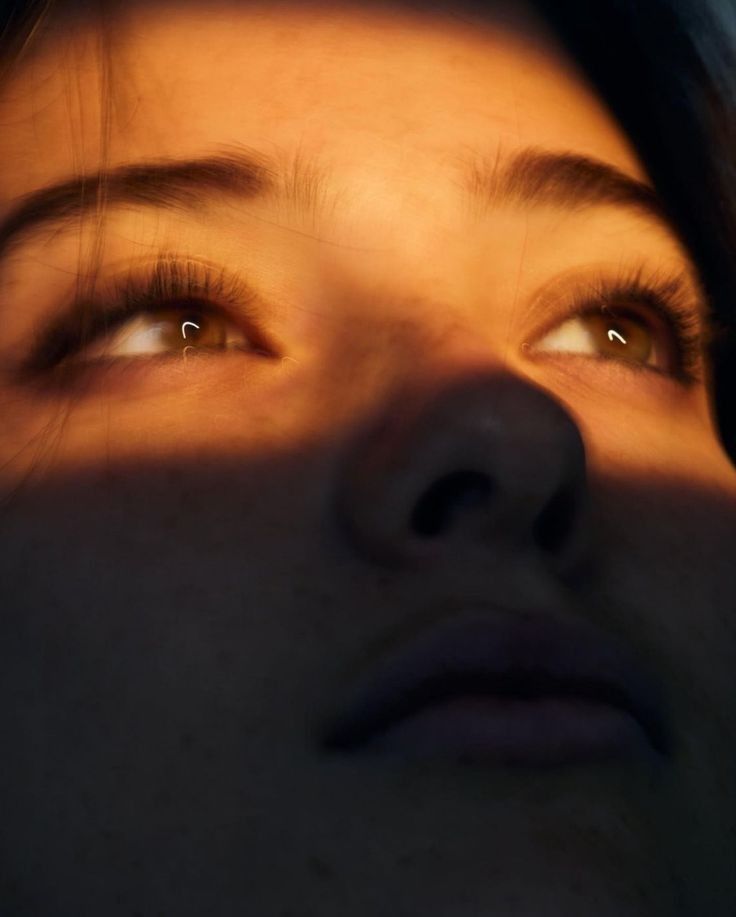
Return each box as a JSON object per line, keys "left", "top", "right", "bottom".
{"left": 0, "top": 144, "right": 673, "bottom": 265}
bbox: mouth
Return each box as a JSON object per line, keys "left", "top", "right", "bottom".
{"left": 317, "top": 606, "right": 673, "bottom": 768}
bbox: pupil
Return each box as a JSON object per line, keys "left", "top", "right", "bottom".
{"left": 180, "top": 314, "right": 203, "bottom": 342}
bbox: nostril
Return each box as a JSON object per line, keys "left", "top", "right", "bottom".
{"left": 533, "top": 485, "right": 578, "bottom": 553}
{"left": 411, "top": 470, "right": 494, "bottom": 538}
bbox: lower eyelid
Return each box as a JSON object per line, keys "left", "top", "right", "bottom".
{"left": 40, "top": 345, "right": 273, "bottom": 393}
{"left": 527, "top": 349, "right": 699, "bottom": 394}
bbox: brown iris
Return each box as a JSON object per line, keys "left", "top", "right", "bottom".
{"left": 157, "top": 308, "right": 228, "bottom": 351}
{"left": 586, "top": 310, "right": 653, "bottom": 365}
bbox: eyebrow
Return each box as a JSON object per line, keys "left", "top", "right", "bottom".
{"left": 461, "top": 146, "right": 668, "bottom": 224}
{"left": 0, "top": 145, "right": 673, "bottom": 264}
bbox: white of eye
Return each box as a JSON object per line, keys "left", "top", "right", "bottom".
{"left": 83, "top": 317, "right": 175, "bottom": 358}
{"left": 533, "top": 316, "right": 602, "bottom": 356}
{"left": 79, "top": 314, "right": 249, "bottom": 360}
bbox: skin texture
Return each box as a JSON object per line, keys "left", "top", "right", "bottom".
{"left": 1, "top": 1, "right": 735, "bottom": 914}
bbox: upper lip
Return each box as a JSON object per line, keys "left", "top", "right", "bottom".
{"left": 318, "top": 605, "right": 673, "bottom": 757}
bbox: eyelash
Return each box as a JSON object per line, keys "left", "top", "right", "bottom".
{"left": 22, "top": 254, "right": 273, "bottom": 380}
{"left": 531, "top": 264, "right": 706, "bottom": 386}
{"left": 21, "top": 255, "right": 706, "bottom": 386}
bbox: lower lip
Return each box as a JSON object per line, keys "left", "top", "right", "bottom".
{"left": 358, "top": 697, "right": 661, "bottom": 767}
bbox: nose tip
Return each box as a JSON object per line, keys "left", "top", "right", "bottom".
{"left": 333, "top": 370, "right": 590, "bottom": 577}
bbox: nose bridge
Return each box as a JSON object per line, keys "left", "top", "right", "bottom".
{"left": 332, "top": 365, "right": 589, "bottom": 576}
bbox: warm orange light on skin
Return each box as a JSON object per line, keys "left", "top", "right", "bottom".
{"left": 0, "top": 3, "right": 734, "bottom": 917}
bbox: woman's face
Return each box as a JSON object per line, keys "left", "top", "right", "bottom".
{"left": 1, "top": 2, "right": 735, "bottom": 914}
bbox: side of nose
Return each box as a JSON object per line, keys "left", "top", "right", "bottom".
{"left": 333, "top": 368, "right": 590, "bottom": 578}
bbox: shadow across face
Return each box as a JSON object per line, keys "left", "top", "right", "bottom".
{"left": 1, "top": 364, "right": 735, "bottom": 917}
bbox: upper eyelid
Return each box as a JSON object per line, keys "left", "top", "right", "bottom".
{"left": 531, "top": 289, "right": 696, "bottom": 343}
{"left": 526, "top": 269, "right": 703, "bottom": 346}
{"left": 520, "top": 263, "right": 707, "bottom": 332}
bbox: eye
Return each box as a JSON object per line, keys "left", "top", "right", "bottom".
{"left": 73, "top": 304, "right": 257, "bottom": 363}
{"left": 533, "top": 306, "right": 670, "bottom": 371}
{"left": 18, "top": 256, "right": 278, "bottom": 381}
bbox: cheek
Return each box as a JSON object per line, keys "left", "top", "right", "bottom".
{"left": 586, "top": 453, "right": 736, "bottom": 584}
{"left": 583, "top": 468, "right": 736, "bottom": 704}
{"left": 0, "top": 447, "right": 318, "bottom": 605}
{"left": 567, "top": 389, "right": 724, "bottom": 481}
{"left": 580, "top": 470, "right": 736, "bottom": 820}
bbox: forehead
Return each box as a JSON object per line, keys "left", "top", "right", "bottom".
{"left": 0, "top": 0, "right": 648, "bottom": 203}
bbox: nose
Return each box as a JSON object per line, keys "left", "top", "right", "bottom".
{"left": 333, "top": 366, "right": 590, "bottom": 579}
